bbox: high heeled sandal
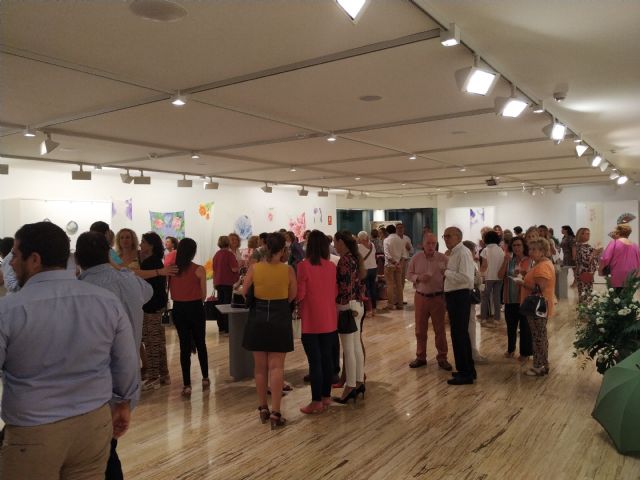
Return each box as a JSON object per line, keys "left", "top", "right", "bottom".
{"left": 270, "top": 411, "right": 286, "bottom": 430}
{"left": 356, "top": 384, "right": 366, "bottom": 398}
{"left": 258, "top": 405, "right": 270, "bottom": 424}
{"left": 202, "top": 378, "right": 211, "bottom": 390}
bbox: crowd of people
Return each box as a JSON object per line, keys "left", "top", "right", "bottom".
{"left": 0, "top": 217, "right": 638, "bottom": 477}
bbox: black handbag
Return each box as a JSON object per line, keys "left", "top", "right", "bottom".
{"left": 470, "top": 288, "right": 481, "bottom": 304}
{"left": 519, "top": 285, "right": 547, "bottom": 318}
{"left": 161, "top": 308, "right": 173, "bottom": 325}
{"left": 337, "top": 309, "right": 357, "bottom": 334}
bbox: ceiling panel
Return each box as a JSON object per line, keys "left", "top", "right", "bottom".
{"left": 320, "top": 155, "right": 445, "bottom": 175}
{"left": 222, "top": 136, "right": 396, "bottom": 165}
{"left": 122, "top": 155, "right": 270, "bottom": 176}
{"left": 0, "top": 2, "right": 437, "bottom": 91}
{"left": 347, "top": 112, "right": 552, "bottom": 152}
{"left": 0, "top": 54, "right": 155, "bottom": 128}
{"left": 200, "top": 39, "right": 510, "bottom": 132}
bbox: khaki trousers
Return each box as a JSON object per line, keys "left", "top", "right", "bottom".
{"left": 0, "top": 404, "right": 112, "bottom": 480}
{"left": 384, "top": 265, "right": 404, "bottom": 308}
{"left": 414, "top": 293, "right": 448, "bottom": 361}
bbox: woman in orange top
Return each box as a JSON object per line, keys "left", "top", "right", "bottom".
{"left": 516, "top": 238, "right": 556, "bottom": 376}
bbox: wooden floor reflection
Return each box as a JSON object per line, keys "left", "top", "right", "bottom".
{"left": 120, "top": 286, "right": 640, "bottom": 480}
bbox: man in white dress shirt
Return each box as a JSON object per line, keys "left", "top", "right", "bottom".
{"left": 396, "top": 223, "right": 413, "bottom": 297}
{"left": 443, "top": 227, "right": 476, "bottom": 385}
{"left": 383, "top": 224, "right": 405, "bottom": 310}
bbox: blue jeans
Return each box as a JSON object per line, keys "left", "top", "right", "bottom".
{"left": 364, "top": 268, "right": 378, "bottom": 309}
{"left": 302, "top": 332, "right": 338, "bottom": 401}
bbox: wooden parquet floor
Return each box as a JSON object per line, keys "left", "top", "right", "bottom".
{"left": 100, "top": 286, "right": 640, "bottom": 478}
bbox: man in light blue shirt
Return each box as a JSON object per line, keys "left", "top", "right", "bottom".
{"left": 0, "top": 222, "right": 140, "bottom": 479}
{"left": 0, "top": 238, "right": 19, "bottom": 294}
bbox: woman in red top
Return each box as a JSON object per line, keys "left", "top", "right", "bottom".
{"left": 296, "top": 230, "right": 338, "bottom": 414}
{"left": 163, "top": 236, "right": 178, "bottom": 266}
{"left": 212, "top": 236, "right": 239, "bottom": 334}
{"left": 169, "top": 238, "right": 209, "bottom": 397}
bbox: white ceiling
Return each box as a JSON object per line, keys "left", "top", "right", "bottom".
{"left": 1, "top": 0, "right": 638, "bottom": 197}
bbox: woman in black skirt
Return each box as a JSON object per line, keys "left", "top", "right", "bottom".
{"left": 242, "top": 233, "right": 297, "bottom": 429}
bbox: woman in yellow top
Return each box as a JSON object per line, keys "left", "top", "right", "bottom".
{"left": 516, "top": 238, "right": 556, "bottom": 376}
{"left": 242, "top": 233, "right": 297, "bottom": 429}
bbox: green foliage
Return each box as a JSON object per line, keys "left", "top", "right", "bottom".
{"left": 574, "top": 274, "right": 640, "bottom": 374}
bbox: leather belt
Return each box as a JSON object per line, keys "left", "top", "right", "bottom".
{"left": 416, "top": 291, "right": 443, "bottom": 298}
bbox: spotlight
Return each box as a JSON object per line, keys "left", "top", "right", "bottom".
{"left": 133, "top": 171, "right": 151, "bottom": 184}
{"left": 327, "top": 134, "right": 337, "bottom": 143}
{"left": 599, "top": 161, "right": 609, "bottom": 173}
{"left": 354, "top": 176, "right": 361, "bottom": 181}
{"left": 542, "top": 121, "right": 566, "bottom": 142}
{"left": 290, "top": 166, "right": 297, "bottom": 172}
{"left": 261, "top": 183, "right": 273, "bottom": 193}
{"left": 191, "top": 152, "right": 200, "bottom": 159}
{"left": 617, "top": 175, "right": 628, "bottom": 185}
{"left": 440, "top": 23, "right": 460, "bottom": 47}
{"left": 495, "top": 85, "right": 528, "bottom": 118}
{"left": 297, "top": 186, "right": 308, "bottom": 196}
{"left": 459, "top": 166, "right": 467, "bottom": 172}
{"left": 40, "top": 133, "right": 60, "bottom": 155}
{"left": 591, "top": 155, "right": 602, "bottom": 168}
{"left": 455, "top": 56, "right": 500, "bottom": 96}
{"left": 532, "top": 103, "right": 544, "bottom": 114}
{"left": 336, "top": 0, "right": 368, "bottom": 21}
{"left": 553, "top": 185, "right": 563, "bottom": 194}
{"left": 609, "top": 172, "right": 620, "bottom": 180}
{"left": 0, "top": 164, "right": 8, "bottom": 175}
{"left": 485, "top": 177, "right": 498, "bottom": 187}
{"left": 170, "top": 92, "right": 187, "bottom": 106}
{"left": 23, "top": 127, "right": 36, "bottom": 137}
{"left": 120, "top": 169, "right": 133, "bottom": 184}
{"left": 575, "top": 142, "right": 588, "bottom": 157}
{"left": 71, "top": 164, "right": 91, "bottom": 181}
{"left": 409, "top": 154, "right": 417, "bottom": 161}
{"left": 204, "top": 177, "right": 219, "bottom": 190}
{"left": 318, "top": 188, "right": 329, "bottom": 197}
{"left": 177, "top": 174, "right": 192, "bottom": 188}
{"left": 346, "top": 190, "right": 354, "bottom": 199}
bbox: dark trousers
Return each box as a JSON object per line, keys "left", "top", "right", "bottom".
{"left": 173, "top": 300, "right": 208, "bottom": 386}
{"left": 105, "top": 438, "right": 123, "bottom": 480}
{"left": 504, "top": 303, "right": 533, "bottom": 356}
{"left": 302, "top": 332, "right": 337, "bottom": 401}
{"left": 332, "top": 330, "right": 341, "bottom": 376}
{"left": 364, "top": 268, "right": 378, "bottom": 309}
{"left": 445, "top": 289, "right": 476, "bottom": 378}
{"left": 216, "top": 285, "right": 233, "bottom": 332}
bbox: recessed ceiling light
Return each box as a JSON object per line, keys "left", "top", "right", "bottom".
{"left": 401, "top": 182, "right": 407, "bottom": 186}
{"left": 129, "top": 0, "right": 187, "bottom": 22}
{"left": 336, "top": 0, "right": 368, "bottom": 21}
{"left": 289, "top": 166, "right": 297, "bottom": 172}
{"left": 359, "top": 95, "right": 382, "bottom": 102}
{"left": 327, "top": 134, "right": 337, "bottom": 142}
{"left": 354, "top": 177, "right": 361, "bottom": 181}
{"left": 191, "top": 151, "right": 200, "bottom": 159}
{"left": 23, "top": 127, "right": 36, "bottom": 137}
{"left": 459, "top": 166, "right": 467, "bottom": 172}
{"left": 409, "top": 154, "right": 417, "bottom": 161}
{"left": 436, "top": 188, "right": 441, "bottom": 191}
{"left": 170, "top": 92, "right": 187, "bottom": 106}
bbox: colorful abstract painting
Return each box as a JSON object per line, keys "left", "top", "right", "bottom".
{"left": 149, "top": 211, "right": 185, "bottom": 240}
{"left": 198, "top": 202, "right": 213, "bottom": 220}
{"left": 112, "top": 198, "right": 133, "bottom": 221}
{"left": 204, "top": 258, "right": 214, "bottom": 280}
{"left": 288, "top": 212, "right": 307, "bottom": 241}
{"left": 234, "top": 215, "right": 253, "bottom": 240}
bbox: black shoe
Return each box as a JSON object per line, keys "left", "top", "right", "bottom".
{"left": 447, "top": 376, "right": 474, "bottom": 385}
{"left": 452, "top": 371, "right": 477, "bottom": 380}
{"left": 332, "top": 388, "right": 358, "bottom": 404}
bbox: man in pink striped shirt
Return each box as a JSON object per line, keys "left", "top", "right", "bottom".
{"left": 406, "top": 232, "right": 452, "bottom": 371}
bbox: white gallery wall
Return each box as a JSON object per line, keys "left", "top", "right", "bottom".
{"left": 0, "top": 161, "right": 338, "bottom": 268}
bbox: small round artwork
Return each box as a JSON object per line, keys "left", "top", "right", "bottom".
{"left": 66, "top": 220, "right": 79, "bottom": 235}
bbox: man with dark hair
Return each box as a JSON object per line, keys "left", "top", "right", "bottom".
{"left": 0, "top": 237, "right": 19, "bottom": 295}
{"left": 90, "top": 220, "right": 123, "bottom": 266}
{"left": 0, "top": 222, "right": 140, "bottom": 478}
{"left": 513, "top": 226, "right": 523, "bottom": 237}
{"left": 76, "top": 231, "right": 152, "bottom": 479}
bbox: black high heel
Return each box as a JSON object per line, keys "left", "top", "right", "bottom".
{"left": 332, "top": 388, "right": 358, "bottom": 404}
{"left": 356, "top": 384, "right": 366, "bottom": 398}
{"left": 258, "top": 405, "right": 270, "bottom": 424}
{"left": 270, "top": 411, "right": 286, "bottom": 430}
